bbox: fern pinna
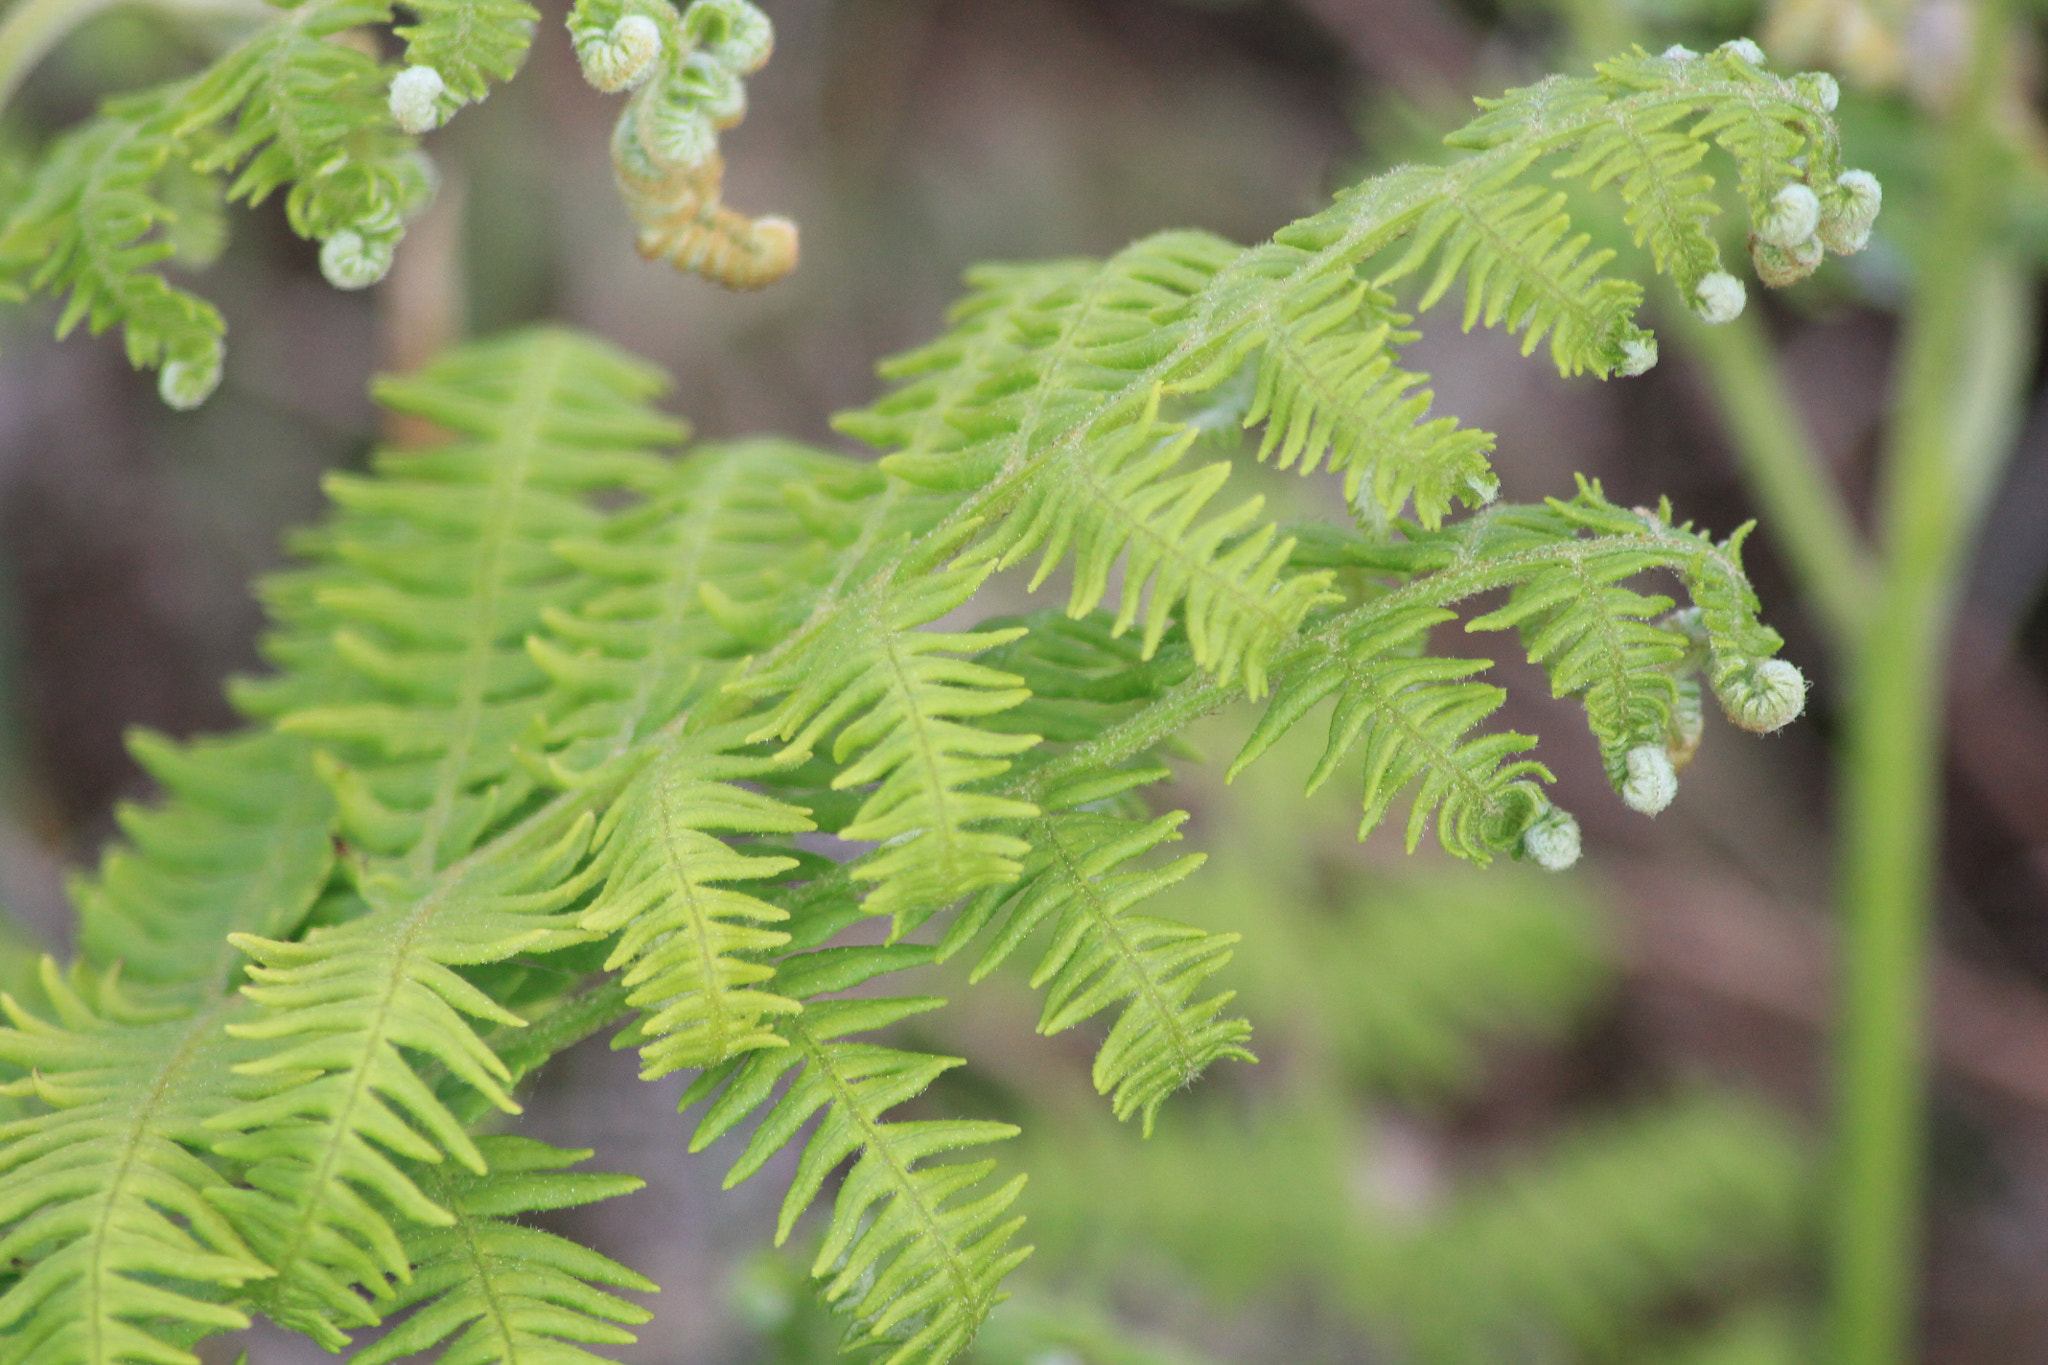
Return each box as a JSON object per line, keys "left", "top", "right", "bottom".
{"left": 0, "top": 10, "right": 1872, "bottom": 1362}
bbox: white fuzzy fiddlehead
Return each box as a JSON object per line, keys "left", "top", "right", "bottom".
{"left": 1692, "top": 271, "right": 1747, "bottom": 324}
{"left": 1752, "top": 233, "right": 1823, "bottom": 287}
{"left": 1719, "top": 37, "right": 1766, "bottom": 64}
{"left": 318, "top": 200, "right": 406, "bottom": 290}
{"left": 1800, "top": 71, "right": 1841, "bottom": 112}
{"left": 1714, "top": 657, "right": 1807, "bottom": 733}
{"left": 1520, "top": 806, "right": 1583, "bottom": 872}
{"left": 1820, "top": 170, "right": 1883, "bottom": 254}
{"left": 388, "top": 66, "right": 447, "bottom": 135}
{"left": 158, "top": 341, "right": 224, "bottom": 410}
{"left": 684, "top": 0, "right": 773, "bottom": 73}
{"left": 1620, "top": 333, "right": 1660, "bottom": 377}
{"left": 1757, "top": 183, "right": 1821, "bottom": 249}
{"left": 319, "top": 231, "right": 394, "bottom": 289}
{"left": 1621, "top": 744, "right": 1679, "bottom": 816}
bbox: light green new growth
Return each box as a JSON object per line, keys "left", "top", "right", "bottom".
{"left": 0, "top": 11, "right": 1870, "bottom": 1365}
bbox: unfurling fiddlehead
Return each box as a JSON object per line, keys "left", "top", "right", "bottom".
{"left": 569, "top": 0, "right": 798, "bottom": 289}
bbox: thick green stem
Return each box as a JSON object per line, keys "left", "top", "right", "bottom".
{"left": 1830, "top": 10, "right": 2029, "bottom": 1362}
{"left": 1671, "top": 309, "right": 1876, "bottom": 652}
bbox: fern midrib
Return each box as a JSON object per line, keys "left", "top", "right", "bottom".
{"left": 790, "top": 1021, "right": 991, "bottom": 1318}
{"left": 85, "top": 999, "right": 239, "bottom": 1364}
{"left": 1436, "top": 182, "right": 1613, "bottom": 340}
{"left": 271, "top": 917, "right": 420, "bottom": 1305}
{"left": 1038, "top": 819, "right": 1198, "bottom": 1080}
{"left": 609, "top": 453, "right": 746, "bottom": 749}
{"left": 444, "top": 1179, "right": 524, "bottom": 1364}
{"left": 651, "top": 773, "right": 741, "bottom": 1053}
{"left": 1609, "top": 115, "right": 1707, "bottom": 278}
{"left": 1260, "top": 304, "right": 1391, "bottom": 473}
{"left": 248, "top": 3, "right": 347, "bottom": 178}
{"left": 413, "top": 332, "right": 570, "bottom": 875}
{"left": 1556, "top": 554, "right": 1639, "bottom": 716}
{"left": 871, "top": 627, "right": 967, "bottom": 894}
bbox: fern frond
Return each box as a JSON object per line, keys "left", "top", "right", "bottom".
{"left": 942, "top": 805, "right": 1251, "bottom": 1135}
{"left": 581, "top": 730, "right": 813, "bottom": 1078}
{"left": 1238, "top": 263, "right": 1498, "bottom": 530}
{"left": 240, "top": 327, "right": 679, "bottom": 871}
{"left": 0, "top": 93, "right": 227, "bottom": 408}
{"left": 0, "top": 963, "right": 270, "bottom": 1365}
{"left": 687, "top": 947, "right": 1031, "bottom": 1365}
{"left": 206, "top": 803, "right": 598, "bottom": 1344}
{"left": 354, "top": 1135, "right": 654, "bottom": 1365}
{"left": 571, "top": 0, "right": 798, "bottom": 287}
{"left": 972, "top": 389, "right": 1338, "bottom": 695}
{"left": 392, "top": 0, "right": 542, "bottom": 119}
{"left": 0, "top": 0, "right": 549, "bottom": 403}
{"left": 1234, "top": 598, "right": 1551, "bottom": 862}
{"left": 833, "top": 263, "right": 1098, "bottom": 466}
{"left": 731, "top": 555, "right": 1040, "bottom": 934}
{"left": 537, "top": 438, "right": 879, "bottom": 764}
{"left": 199, "top": 329, "right": 687, "bottom": 1343}
{"left": 1376, "top": 161, "right": 1652, "bottom": 378}
{"left": 179, "top": 0, "right": 429, "bottom": 255}
{"left": 71, "top": 730, "right": 334, "bottom": 995}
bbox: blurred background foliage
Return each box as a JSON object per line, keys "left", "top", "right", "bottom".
{"left": 4, "top": 1, "right": 2048, "bottom": 1363}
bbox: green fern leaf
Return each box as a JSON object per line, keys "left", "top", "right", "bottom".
{"left": 1238, "top": 262, "right": 1497, "bottom": 529}
{"left": 834, "top": 262, "right": 1096, "bottom": 466}
{"left": 1375, "top": 173, "right": 1647, "bottom": 378}
{"left": 202, "top": 328, "right": 686, "bottom": 1343}
{"left": 392, "top": 0, "right": 543, "bottom": 112}
{"left": 582, "top": 730, "right": 813, "bottom": 1078}
{"left": 71, "top": 731, "right": 334, "bottom": 996}
{"left": 537, "top": 438, "right": 879, "bottom": 765}
{"left": 942, "top": 806, "right": 1252, "bottom": 1134}
{"left": 0, "top": 94, "right": 226, "bottom": 406}
{"left": 239, "top": 327, "right": 679, "bottom": 870}
{"left": 687, "top": 947, "right": 1031, "bottom": 1365}
{"left": 731, "top": 555, "right": 1041, "bottom": 934}
{"left": 206, "top": 804, "right": 598, "bottom": 1344}
{"left": 0, "top": 964, "right": 271, "bottom": 1365}
{"left": 353, "top": 1136, "right": 654, "bottom": 1365}
{"left": 1234, "top": 599, "right": 1551, "bottom": 862}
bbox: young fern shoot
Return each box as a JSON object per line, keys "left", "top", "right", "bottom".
{"left": 0, "top": 12, "right": 1869, "bottom": 1365}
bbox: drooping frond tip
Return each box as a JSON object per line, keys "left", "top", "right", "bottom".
{"left": 571, "top": 0, "right": 799, "bottom": 288}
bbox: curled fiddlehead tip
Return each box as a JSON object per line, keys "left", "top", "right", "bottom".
{"left": 1757, "top": 183, "right": 1821, "bottom": 249}
{"left": 389, "top": 66, "right": 448, "bottom": 135}
{"left": 1718, "top": 37, "right": 1766, "bottom": 65}
{"left": 599, "top": 0, "right": 797, "bottom": 289}
{"left": 1520, "top": 806, "right": 1583, "bottom": 872}
{"left": 579, "top": 14, "right": 664, "bottom": 92}
{"left": 1819, "top": 169, "right": 1883, "bottom": 254}
{"left": 1619, "top": 333, "right": 1659, "bottom": 377}
{"left": 1800, "top": 70, "right": 1841, "bottom": 112}
{"left": 158, "top": 347, "right": 224, "bottom": 410}
{"left": 1715, "top": 657, "right": 1807, "bottom": 733}
{"left": 1661, "top": 44, "right": 1698, "bottom": 61}
{"left": 1620, "top": 744, "right": 1678, "bottom": 816}
{"left": 1752, "top": 234, "right": 1823, "bottom": 287}
{"left": 320, "top": 229, "right": 397, "bottom": 290}
{"left": 685, "top": 0, "right": 774, "bottom": 73}
{"left": 1692, "top": 270, "right": 1747, "bottom": 324}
